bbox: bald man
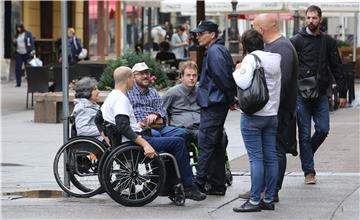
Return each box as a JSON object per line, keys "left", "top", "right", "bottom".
{"left": 244, "top": 14, "right": 298, "bottom": 202}
{"left": 101, "top": 66, "right": 206, "bottom": 201}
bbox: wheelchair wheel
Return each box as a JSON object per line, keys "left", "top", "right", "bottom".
{"left": 101, "top": 144, "right": 166, "bottom": 207}
{"left": 53, "top": 137, "right": 106, "bottom": 198}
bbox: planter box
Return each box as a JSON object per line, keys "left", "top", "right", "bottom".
{"left": 34, "top": 91, "right": 109, "bottom": 123}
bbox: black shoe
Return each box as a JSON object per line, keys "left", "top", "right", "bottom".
{"left": 185, "top": 185, "right": 207, "bottom": 201}
{"left": 15, "top": 84, "right": 21, "bottom": 87}
{"left": 206, "top": 185, "right": 226, "bottom": 196}
{"left": 233, "top": 200, "right": 261, "bottom": 212}
{"left": 273, "top": 193, "right": 279, "bottom": 203}
{"left": 206, "top": 188, "right": 226, "bottom": 196}
{"left": 260, "top": 200, "right": 275, "bottom": 210}
{"left": 194, "top": 181, "right": 206, "bottom": 193}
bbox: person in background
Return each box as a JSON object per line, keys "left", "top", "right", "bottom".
{"left": 156, "top": 41, "right": 177, "bottom": 68}
{"left": 67, "top": 27, "right": 82, "bottom": 64}
{"left": 232, "top": 29, "right": 281, "bottom": 212}
{"left": 290, "top": 5, "right": 347, "bottom": 185}
{"left": 171, "top": 26, "right": 188, "bottom": 59}
{"left": 190, "top": 20, "right": 237, "bottom": 196}
{"left": 13, "top": 23, "right": 35, "bottom": 87}
{"left": 72, "top": 77, "right": 109, "bottom": 144}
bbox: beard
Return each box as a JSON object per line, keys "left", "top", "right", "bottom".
{"left": 307, "top": 23, "right": 319, "bottom": 32}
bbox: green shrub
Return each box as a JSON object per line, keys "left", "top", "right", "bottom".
{"left": 98, "top": 50, "right": 168, "bottom": 90}
{"left": 98, "top": 58, "right": 128, "bottom": 90}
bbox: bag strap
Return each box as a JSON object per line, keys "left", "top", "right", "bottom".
{"left": 250, "top": 53, "right": 262, "bottom": 68}
{"left": 73, "top": 36, "right": 79, "bottom": 50}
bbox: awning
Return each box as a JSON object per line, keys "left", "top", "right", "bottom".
{"left": 123, "top": 0, "right": 161, "bottom": 8}
{"left": 160, "top": 0, "right": 285, "bottom": 14}
{"left": 286, "top": 0, "right": 360, "bottom": 12}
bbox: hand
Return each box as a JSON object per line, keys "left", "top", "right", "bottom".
{"left": 229, "top": 102, "right": 239, "bottom": 111}
{"left": 235, "top": 62, "right": 242, "bottom": 69}
{"left": 146, "top": 114, "right": 158, "bottom": 125}
{"left": 139, "top": 120, "right": 150, "bottom": 129}
{"left": 143, "top": 145, "right": 157, "bottom": 158}
{"left": 339, "top": 98, "right": 347, "bottom": 108}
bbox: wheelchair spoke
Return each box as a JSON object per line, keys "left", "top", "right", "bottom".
{"left": 114, "top": 157, "right": 132, "bottom": 173}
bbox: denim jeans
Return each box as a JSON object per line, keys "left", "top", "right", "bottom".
{"left": 151, "top": 125, "right": 187, "bottom": 141}
{"left": 241, "top": 114, "right": 278, "bottom": 203}
{"left": 15, "top": 52, "right": 29, "bottom": 86}
{"left": 144, "top": 136, "right": 193, "bottom": 187}
{"left": 296, "top": 95, "right": 329, "bottom": 176}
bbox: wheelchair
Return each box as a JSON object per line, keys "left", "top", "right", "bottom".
{"left": 53, "top": 114, "right": 187, "bottom": 206}
{"left": 187, "top": 133, "right": 233, "bottom": 186}
{"left": 53, "top": 116, "right": 106, "bottom": 198}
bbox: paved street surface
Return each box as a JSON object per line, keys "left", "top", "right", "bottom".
{"left": 1, "top": 79, "right": 359, "bottom": 219}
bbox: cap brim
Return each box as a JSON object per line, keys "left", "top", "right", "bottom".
{"left": 190, "top": 27, "right": 205, "bottom": 33}
{"left": 133, "top": 67, "right": 149, "bottom": 72}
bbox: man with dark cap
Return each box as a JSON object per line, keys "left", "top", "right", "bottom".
{"left": 191, "top": 20, "right": 237, "bottom": 195}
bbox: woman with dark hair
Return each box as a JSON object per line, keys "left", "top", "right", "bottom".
{"left": 12, "top": 24, "right": 35, "bottom": 87}
{"left": 72, "top": 77, "right": 108, "bottom": 143}
{"left": 232, "top": 29, "right": 281, "bottom": 212}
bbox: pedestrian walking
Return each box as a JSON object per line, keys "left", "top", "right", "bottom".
{"left": 13, "top": 24, "right": 35, "bottom": 87}
{"left": 190, "top": 20, "right": 237, "bottom": 196}
{"left": 232, "top": 29, "right": 281, "bottom": 212}
{"left": 290, "top": 5, "right": 347, "bottom": 184}
{"left": 67, "top": 27, "right": 82, "bottom": 64}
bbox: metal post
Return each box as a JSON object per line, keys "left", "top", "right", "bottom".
{"left": 353, "top": 12, "right": 358, "bottom": 62}
{"left": 229, "top": 0, "right": 239, "bottom": 54}
{"left": 61, "top": 0, "right": 70, "bottom": 195}
{"left": 293, "top": 10, "right": 300, "bottom": 36}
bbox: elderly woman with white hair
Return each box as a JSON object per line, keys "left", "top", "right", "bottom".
{"left": 72, "top": 77, "right": 108, "bottom": 143}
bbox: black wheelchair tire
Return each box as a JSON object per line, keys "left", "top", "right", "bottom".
{"left": 53, "top": 136, "right": 106, "bottom": 198}
{"left": 101, "top": 144, "right": 166, "bottom": 207}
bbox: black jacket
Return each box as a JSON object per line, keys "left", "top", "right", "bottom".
{"left": 290, "top": 27, "right": 347, "bottom": 98}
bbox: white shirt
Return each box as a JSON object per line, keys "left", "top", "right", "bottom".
{"left": 232, "top": 50, "right": 282, "bottom": 116}
{"left": 16, "top": 33, "right": 27, "bottom": 54}
{"left": 101, "top": 90, "right": 142, "bottom": 142}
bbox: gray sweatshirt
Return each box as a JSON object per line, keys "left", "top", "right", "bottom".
{"left": 72, "top": 98, "right": 102, "bottom": 140}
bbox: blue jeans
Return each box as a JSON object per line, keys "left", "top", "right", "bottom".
{"left": 151, "top": 125, "right": 187, "bottom": 141}
{"left": 15, "top": 52, "right": 30, "bottom": 86}
{"left": 144, "top": 136, "right": 193, "bottom": 187}
{"left": 241, "top": 114, "right": 278, "bottom": 203}
{"left": 296, "top": 95, "right": 329, "bottom": 176}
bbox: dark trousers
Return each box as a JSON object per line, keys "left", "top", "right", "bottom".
{"left": 275, "top": 108, "right": 293, "bottom": 193}
{"left": 15, "top": 52, "right": 29, "bottom": 86}
{"left": 144, "top": 136, "right": 193, "bottom": 187}
{"left": 196, "top": 103, "right": 228, "bottom": 189}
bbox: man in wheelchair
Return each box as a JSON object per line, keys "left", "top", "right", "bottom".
{"left": 162, "top": 61, "right": 230, "bottom": 196}
{"left": 100, "top": 66, "right": 206, "bottom": 201}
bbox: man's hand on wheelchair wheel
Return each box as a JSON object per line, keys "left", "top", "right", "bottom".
{"left": 144, "top": 145, "right": 157, "bottom": 158}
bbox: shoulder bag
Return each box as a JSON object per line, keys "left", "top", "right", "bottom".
{"left": 237, "top": 54, "right": 269, "bottom": 114}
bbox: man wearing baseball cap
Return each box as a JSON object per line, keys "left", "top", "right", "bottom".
{"left": 128, "top": 62, "right": 188, "bottom": 140}
{"left": 190, "top": 20, "right": 237, "bottom": 196}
